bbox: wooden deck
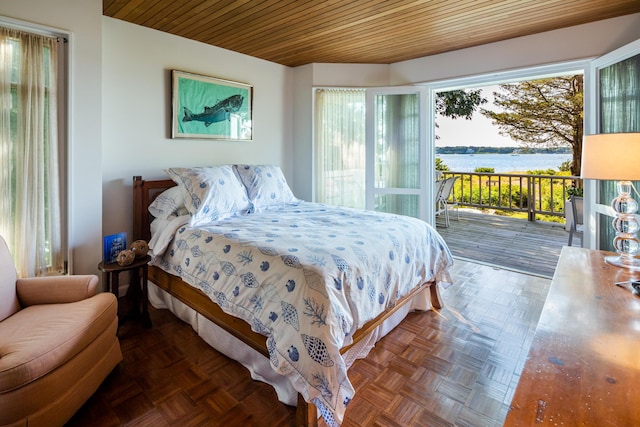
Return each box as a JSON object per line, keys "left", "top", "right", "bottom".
{"left": 435, "top": 209, "right": 573, "bottom": 278}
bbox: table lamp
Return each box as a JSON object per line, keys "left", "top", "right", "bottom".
{"left": 581, "top": 133, "right": 640, "bottom": 270}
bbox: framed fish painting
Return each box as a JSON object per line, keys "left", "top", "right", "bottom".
{"left": 171, "top": 70, "right": 253, "bottom": 140}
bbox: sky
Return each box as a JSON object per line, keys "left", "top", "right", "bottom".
{"left": 436, "top": 85, "right": 518, "bottom": 148}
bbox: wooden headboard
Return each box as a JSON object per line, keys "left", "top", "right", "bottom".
{"left": 132, "top": 175, "right": 176, "bottom": 242}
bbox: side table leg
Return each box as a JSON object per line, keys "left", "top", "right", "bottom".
{"left": 131, "top": 268, "right": 140, "bottom": 316}
{"left": 112, "top": 272, "right": 123, "bottom": 328}
{"left": 141, "top": 265, "right": 151, "bottom": 328}
{"left": 102, "top": 272, "right": 109, "bottom": 293}
{"left": 112, "top": 272, "right": 119, "bottom": 300}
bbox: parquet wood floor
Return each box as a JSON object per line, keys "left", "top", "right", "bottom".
{"left": 66, "top": 259, "right": 550, "bottom": 426}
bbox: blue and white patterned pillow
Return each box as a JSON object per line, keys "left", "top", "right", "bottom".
{"left": 166, "top": 166, "right": 250, "bottom": 225}
{"left": 148, "top": 186, "right": 187, "bottom": 219}
{"left": 234, "top": 165, "right": 299, "bottom": 211}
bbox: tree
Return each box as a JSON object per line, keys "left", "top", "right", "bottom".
{"left": 435, "top": 157, "right": 450, "bottom": 171}
{"left": 481, "top": 75, "right": 584, "bottom": 176}
{"left": 436, "top": 89, "right": 487, "bottom": 120}
{"left": 435, "top": 89, "right": 487, "bottom": 169}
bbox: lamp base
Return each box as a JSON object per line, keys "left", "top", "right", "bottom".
{"left": 605, "top": 255, "right": 640, "bottom": 271}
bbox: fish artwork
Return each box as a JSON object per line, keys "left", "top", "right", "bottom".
{"left": 182, "top": 94, "right": 244, "bottom": 127}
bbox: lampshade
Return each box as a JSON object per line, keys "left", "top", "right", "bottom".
{"left": 581, "top": 133, "right": 640, "bottom": 180}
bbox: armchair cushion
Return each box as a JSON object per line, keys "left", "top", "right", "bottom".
{"left": 0, "top": 292, "right": 117, "bottom": 393}
{"left": 16, "top": 274, "right": 98, "bottom": 307}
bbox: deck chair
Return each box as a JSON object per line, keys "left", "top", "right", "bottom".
{"left": 568, "top": 195, "right": 584, "bottom": 247}
{"left": 436, "top": 176, "right": 460, "bottom": 227}
{"left": 435, "top": 179, "right": 446, "bottom": 223}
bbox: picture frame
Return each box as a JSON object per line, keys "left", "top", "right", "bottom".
{"left": 171, "top": 70, "right": 253, "bottom": 141}
{"left": 103, "top": 232, "right": 127, "bottom": 264}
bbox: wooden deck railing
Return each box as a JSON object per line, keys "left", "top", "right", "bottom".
{"left": 440, "top": 171, "right": 581, "bottom": 221}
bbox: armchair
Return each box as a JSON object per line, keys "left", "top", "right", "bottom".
{"left": 0, "top": 236, "right": 122, "bottom": 427}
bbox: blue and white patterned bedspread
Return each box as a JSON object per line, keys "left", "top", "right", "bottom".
{"left": 150, "top": 202, "right": 453, "bottom": 426}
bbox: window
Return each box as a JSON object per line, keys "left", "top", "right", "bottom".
{"left": 314, "top": 88, "right": 366, "bottom": 208}
{"left": 0, "top": 25, "right": 66, "bottom": 277}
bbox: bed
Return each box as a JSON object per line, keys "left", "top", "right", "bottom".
{"left": 132, "top": 165, "right": 453, "bottom": 426}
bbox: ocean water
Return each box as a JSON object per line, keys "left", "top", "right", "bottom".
{"left": 437, "top": 153, "right": 571, "bottom": 173}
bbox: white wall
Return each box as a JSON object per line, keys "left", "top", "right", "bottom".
{"left": 101, "top": 17, "right": 293, "bottom": 251}
{"left": 292, "top": 64, "right": 314, "bottom": 200}
{"left": 310, "top": 63, "right": 390, "bottom": 87}
{"left": 0, "top": 0, "right": 103, "bottom": 276}
{"left": 390, "top": 13, "right": 640, "bottom": 84}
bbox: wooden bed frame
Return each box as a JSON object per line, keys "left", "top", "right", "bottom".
{"left": 132, "top": 175, "right": 443, "bottom": 426}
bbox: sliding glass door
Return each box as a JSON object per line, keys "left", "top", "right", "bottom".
{"left": 365, "top": 87, "right": 429, "bottom": 221}
{"left": 586, "top": 39, "right": 640, "bottom": 250}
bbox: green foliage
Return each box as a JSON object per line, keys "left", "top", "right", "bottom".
{"left": 559, "top": 160, "right": 572, "bottom": 172}
{"left": 567, "top": 186, "right": 584, "bottom": 198}
{"left": 436, "top": 89, "right": 487, "bottom": 120}
{"left": 435, "top": 157, "right": 450, "bottom": 171}
{"left": 454, "top": 178, "right": 528, "bottom": 208}
{"left": 480, "top": 75, "right": 584, "bottom": 176}
{"left": 474, "top": 167, "right": 494, "bottom": 173}
{"left": 526, "top": 169, "right": 556, "bottom": 175}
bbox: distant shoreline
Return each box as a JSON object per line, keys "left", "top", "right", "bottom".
{"left": 436, "top": 146, "right": 571, "bottom": 155}
{"left": 439, "top": 152, "right": 564, "bottom": 155}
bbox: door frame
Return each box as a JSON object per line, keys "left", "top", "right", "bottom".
{"left": 584, "top": 38, "right": 640, "bottom": 249}
{"left": 421, "top": 59, "right": 589, "bottom": 232}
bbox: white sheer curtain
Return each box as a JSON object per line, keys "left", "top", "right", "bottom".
{"left": 315, "top": 89, "right": 366, "bottom": 208}
{"left": 0, "top": 27, "right": 63, "bottom": 277}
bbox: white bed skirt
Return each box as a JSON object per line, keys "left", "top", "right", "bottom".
{"left": 148, "top": 281, "right": 433, "bottom": 407}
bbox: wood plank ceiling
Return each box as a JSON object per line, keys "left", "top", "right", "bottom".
{"left": 103, "top": 0, "right": 640, "bottom": 67}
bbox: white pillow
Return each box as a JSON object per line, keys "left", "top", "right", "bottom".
{"left": 148, "top": 186, "right": 187, "bottom": 219}
{"left": 234, "top": 164, "right": 298, "bottom": 210}
{"left": 165, "top": 166, "right": 251, "bottom": 225}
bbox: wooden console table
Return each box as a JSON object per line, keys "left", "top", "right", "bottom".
{"left": 505, "top": 246, "right": 640, "bottom": 425}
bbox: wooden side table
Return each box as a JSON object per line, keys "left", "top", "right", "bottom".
{"left": 505, "top": 246, "right": 640, "bottom": 425}
{"left": 98, "top": 255, "right": 152, "bottom": 328}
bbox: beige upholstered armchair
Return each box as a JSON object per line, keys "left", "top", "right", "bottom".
{"left": 0, "top": 236, "right": 122, "bottom": 427}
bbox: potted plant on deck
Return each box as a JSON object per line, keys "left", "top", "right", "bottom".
{"left": 565, "top": 186, "right": 584, "bottom": 231}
